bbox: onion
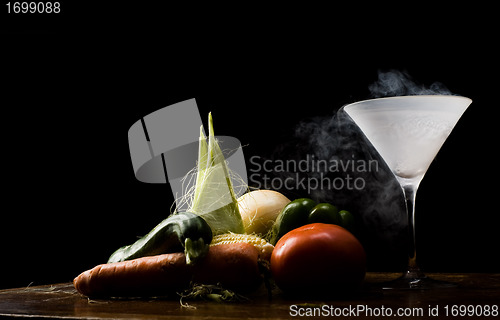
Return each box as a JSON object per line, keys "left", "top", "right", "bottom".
{"left": 237, "top": 190, "right": 291, "bottom": 236}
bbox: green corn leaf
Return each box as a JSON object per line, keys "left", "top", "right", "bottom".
{"left": 190, "top": 113, "right": 244, "bottom": 235}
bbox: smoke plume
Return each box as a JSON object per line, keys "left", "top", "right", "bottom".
{"left": 252, "top": 70, "right": 455, "bottom": 269}
{"left": 369, "top": 69, "right": 453, "bottom": 97}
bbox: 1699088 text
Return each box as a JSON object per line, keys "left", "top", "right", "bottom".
{"left": 6, "top": 2, "right": 60, "bottom": 14}
{"left": 443, "top": 305, "right": 498, "bottom": 317}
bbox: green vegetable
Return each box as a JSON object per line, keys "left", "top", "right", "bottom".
{"left": 308, "top": 203, "right": 340, "bottom": 225}
{"left": 108, "top": 212, "right": 213, "bottom": 265}
{"left": 269, "top": 198, "right": 357, "bottom": 244}
{"left": 269, "top": 198, "right": 316, "bottom": 245}
{"left": 338, "top": 210, "right": 355, "bottom": 233}
{"left": 189, "top": 113, "right": 245, "bottom": 235}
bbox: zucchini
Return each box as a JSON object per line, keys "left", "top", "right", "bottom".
{"left": 107, "top": 212, "right": 213, "bottom": 265}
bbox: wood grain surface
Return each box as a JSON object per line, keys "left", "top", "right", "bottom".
{"left": 0, "top": 273, "right": 499, "bottom": 319}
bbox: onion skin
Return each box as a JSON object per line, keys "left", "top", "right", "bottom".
{"left": 237, "top": 190, "right": 290, "bottom": 236}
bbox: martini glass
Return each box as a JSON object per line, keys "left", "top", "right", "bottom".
{"left": 343, "top": 95, "right": 472, "bottom": 289}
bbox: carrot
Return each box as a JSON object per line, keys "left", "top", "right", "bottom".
{"left": 73, "top": 243, "right": 262, "bottom": 297}
{"left": 193, "top": 241, "right": 262, "bottom": 292}
{"left": 73, "top": 252, "right": 190, "bottom": 297}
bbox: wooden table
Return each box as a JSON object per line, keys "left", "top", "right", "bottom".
{"left": 0, "top": 273, "right": 499, "bottom": 319}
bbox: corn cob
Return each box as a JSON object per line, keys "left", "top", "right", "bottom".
{"left": 210, "top": 233, "right": 274, "bottom": 261}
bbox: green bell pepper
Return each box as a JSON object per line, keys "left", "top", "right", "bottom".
{"left": 269, "top": 198, "right": 316, "bottom": 245}
{"left": 269, "top": 198, "right": 356, "bottom": 245}
{"left": 308, "top": 203, "right": 341, "bottom": 225}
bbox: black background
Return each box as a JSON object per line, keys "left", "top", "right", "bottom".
{"left": 1, "top": 4, "right": 498, "bottom": 289}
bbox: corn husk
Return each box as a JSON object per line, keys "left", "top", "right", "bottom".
{"left": 189, "top": 113, "right": 245, "bottom": 235}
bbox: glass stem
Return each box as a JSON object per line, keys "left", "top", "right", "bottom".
{"left": 402, "top": 184, "right": 423, "bottom": 278}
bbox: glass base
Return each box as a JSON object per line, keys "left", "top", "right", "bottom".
{"left": 381, "top": 271, "right": 458, "bottom": 290}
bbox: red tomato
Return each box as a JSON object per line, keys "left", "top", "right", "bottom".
{"left": 270, "top": 223, "right": 366, "bottom": 293}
